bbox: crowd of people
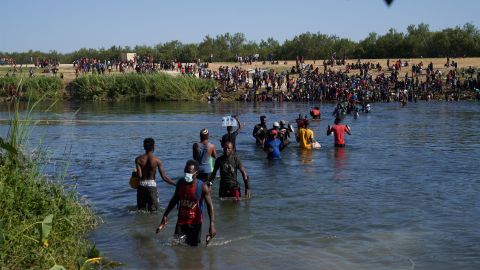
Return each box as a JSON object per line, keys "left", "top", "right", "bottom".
{"left": 3, "top": 54, "right": 479, "bottom": 101}
{"left": 0, "top": 57, "right": 15, "bottom": 66}
{"left": 234, "top": 60, "right": 480, "bottom": 103}
{"left": 137, "top": 56, "right": 479, "bottom": 103}
{"left": 132, "top": 110, "right": 353, "bottom": 246}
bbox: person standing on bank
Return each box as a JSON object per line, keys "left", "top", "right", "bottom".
{"left": 156, "top": 160, "right": 216, "bottom": 246}
{"left": 193, "top": 129, "right": 217, "bottom": 182}
{"left": 135, "top": 138, "right": 176, "bottom": 211}
{"left": 209, "top": 142, "right": 251, "bottom": 199}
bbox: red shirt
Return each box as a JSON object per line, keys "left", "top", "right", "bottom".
{"left": 177, "top": 180, "right": 203, "bottom": 225}
{"left": 331, "top": 124, "right": 350, "bottom": 145}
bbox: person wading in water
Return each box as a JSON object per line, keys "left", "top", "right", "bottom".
{"left": 193, "top": 129, "right": 217, "bottom": 182}
{"left": 156, "top": 160, "right": 216, "bottom": 246}
{"left": 135, "top": 138, "right": 176, "bottom": 211}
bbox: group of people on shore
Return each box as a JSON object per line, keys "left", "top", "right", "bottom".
{"left": 133, "top": 111, "right": 352, "bottom": 246}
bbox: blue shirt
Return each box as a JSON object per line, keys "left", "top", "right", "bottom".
{"left": 265, "top": 138, "right": 282, "bottom": 159}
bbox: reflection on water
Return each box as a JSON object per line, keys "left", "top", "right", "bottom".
{"left": 299, "top": 148, "right": 314, "bottom": 164}
{"left": 334, "top": 147, "right": 348, "bottom": 181}
{"left": 0, "top": 101, "right": 479, "bottom": 269}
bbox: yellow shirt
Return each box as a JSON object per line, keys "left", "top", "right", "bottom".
{"left": 298, "top": 128, "right": 314, "bottom": 149}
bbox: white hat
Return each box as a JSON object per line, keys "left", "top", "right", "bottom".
{"left": 273, "top": 122, "right": 280, "bottom": 128}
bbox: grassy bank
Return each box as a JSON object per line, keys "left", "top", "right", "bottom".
{"left": 0, "top": 77, "right": 64, "bottom": 101}
{"left": 69, "top": 73, "right": 216, "bottom": 101}
{"left": 0, "top": 102, "right": 112, "bottom": 269}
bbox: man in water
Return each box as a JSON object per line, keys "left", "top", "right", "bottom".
{"left": 296, "top": 114, "right": 305, "bottom": 129}
{"left": 220, "top": 115, "right": 242, "bottom": 152}
{"left": 135, "top": 138, "right": 176, "bottom": 211}
{"left": 298, "top": 120, "right": 320, "bottom": 149}
{"left": 264, "top": 129, "right": 289, "bottom": 159}
{"left": 327, "top": 117, "right": 351, "bottom": 147}
{"left": 271, "top": 121, "right": 280, "bottom": 133}
{"left": 252, "top": 115, "right": 267, "bottom": 147}
{"left": 209, "top": 142, "right": 251, "bottom": 199}
{"left": 156, "top": 160, "right": 216, "bottom": 246}
{"left": 279, "top": 120, "right": 292, "bottom": 144}
{"left": 193, "top": 128, "right": 217, "bottom": 183}
{"left": 310, "top": 107, "right": 321, "bottom": 119}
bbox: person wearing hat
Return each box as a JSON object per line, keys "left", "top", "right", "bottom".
{"left": 279, "top": 120, "right": 293, "bottom": 144}
{"left": 269, "top": 121, "right": 280, "bottom": 136}
{"left": 264, "top": 128, "right": 289, "bottom": 159}
{"left": 193, "top": 129, "right": 217, "bottom": 182}
{"left": 298, "top": 120, "right": 320, "bottom": 149}
{"left": 252, "top": 115, "right": 267, "bottom": 147}
{"left": 220, "top": 115, "right": 242, "bottom": 152}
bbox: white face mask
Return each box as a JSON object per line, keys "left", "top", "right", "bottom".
{"left": 184, "top": 173, "right": 194, "bottom": 183}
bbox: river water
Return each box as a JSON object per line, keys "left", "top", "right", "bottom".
{"left": 1, "top": 101, "right": 479, "bottom": 270}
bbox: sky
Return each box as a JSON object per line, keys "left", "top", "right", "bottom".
{"left": 1, "top": 0, "right": 479, "bottom": 53}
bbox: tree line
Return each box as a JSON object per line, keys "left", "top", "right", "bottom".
{"left": 1, "top": 23, "right": 479, "bottom": 64}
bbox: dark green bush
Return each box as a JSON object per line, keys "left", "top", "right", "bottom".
{"left": 70, "top": 73, "right": 216, "bottom": 101}
{"left": 0, "top": 77, "right": 64, "bottom": 100}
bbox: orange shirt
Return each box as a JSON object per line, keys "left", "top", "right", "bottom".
{"left": 331, "top": 124, "right": 350, "bottom": 145}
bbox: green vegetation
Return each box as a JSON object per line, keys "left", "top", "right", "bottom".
{"left": 1, "top": 23, "right": 480, "bottom": 62}
{"left": 0, "top": 101, "right": 119, "bottom": 269}
{"left": 0, "top": 77, "right": 64, "bottom": 100}
{"left": 69, "top": 73, "right": 216, "bottom": 101}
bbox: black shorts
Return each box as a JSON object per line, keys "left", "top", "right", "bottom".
{"left": 137, "top": 186, "right": 159, "bottom": 212}
{"left": 175, "top": 223, "right": 202, "bottom": 246}
{"left": 197, "top": 173, "right": 210, "bottom": 182}
{"left": 334, "top": 143, "right": 346, "bottom": 148}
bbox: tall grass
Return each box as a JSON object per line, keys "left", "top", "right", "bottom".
{"left": 0, "top": 77, "right": 64, "bottom": 100}
{"left": 0, "top": 100, "right": 118, "bottom": 269}
{"left": 70, "top": 73, "right": 216, "bottom": 101}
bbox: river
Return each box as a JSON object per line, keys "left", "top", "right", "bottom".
{"left": 1, "top": 101, "right": 479, "bottom": 270}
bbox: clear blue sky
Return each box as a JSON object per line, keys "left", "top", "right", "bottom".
{"left": 1, "top": 0, "right": 479, "bottom": 53}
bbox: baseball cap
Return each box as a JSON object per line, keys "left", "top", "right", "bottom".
{"left": 273, "top": 122, "right": 280, "bottom": 128}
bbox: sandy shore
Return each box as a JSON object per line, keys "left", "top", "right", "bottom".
{"left": 1, "top": 58, "right": 479, "bottom": 87}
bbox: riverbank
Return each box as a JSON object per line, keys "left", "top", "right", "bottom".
{"left": 0, "top": 103, "right": 112, "bottom": 269}
{"left": 69, "top": 73, "right": 216, "bottom": 101}
{"left": 1, "top": 57, "right": 479, "bottom": 101}
{"left": 0, "top": 73, "right": 216, "bottom": 101}
{"left": 0, "top": 76, "right": 64, "bottom": 101}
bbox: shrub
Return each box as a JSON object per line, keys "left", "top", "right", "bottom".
{"left": 69, "top": 73, "right": 216, "bottom": 101}
{"left": 0, "top": 77, "right": 64, "bottom": 100}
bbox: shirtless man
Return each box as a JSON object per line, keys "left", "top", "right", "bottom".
{"left": 135, "top": 138, "right": 176, "bottom": 211}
